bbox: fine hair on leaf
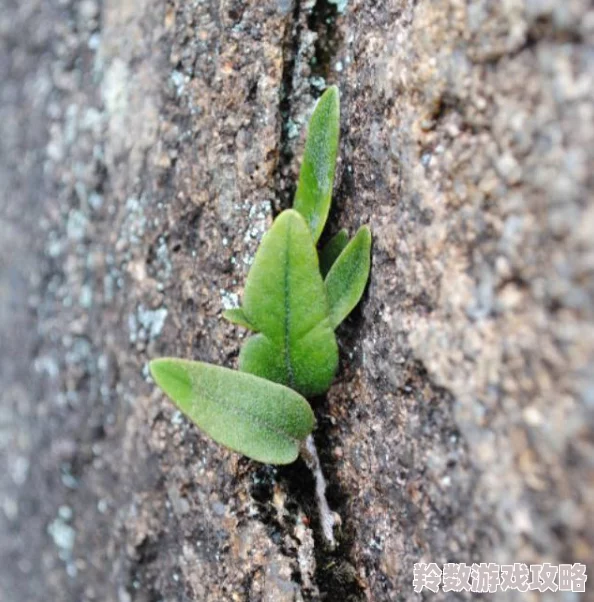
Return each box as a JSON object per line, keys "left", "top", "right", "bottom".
{"left": 239, "top": 210, "right": 338, "bottom": 397}
{"left": 150, "top": 86, "right": 372, "bottom": 468}
{"left": 294, "top": 86, "right": 340, "bottom": 243}
{"left": 150, "top": 358, "right": 315, "bottom": 464}
{"left": 325, "top": 225, "right": 372, "bottom": 329}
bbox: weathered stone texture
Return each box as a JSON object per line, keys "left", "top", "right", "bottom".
{"left": 1, "top": 1, "right": 593, "bottom": 601}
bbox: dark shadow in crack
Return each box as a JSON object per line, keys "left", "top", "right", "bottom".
{"left": 280, "top": 399, "right": 366, "bottom": 601}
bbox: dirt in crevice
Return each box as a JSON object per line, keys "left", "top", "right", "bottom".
{"left": 307, "top": 0, "right": 341, "bottom": 88}
{"left": 247, "top": 450, "right": 365, "bottom": 602}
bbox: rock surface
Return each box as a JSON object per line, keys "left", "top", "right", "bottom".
{"left": 1, "top": 0, "right": 593, "bottom": 600}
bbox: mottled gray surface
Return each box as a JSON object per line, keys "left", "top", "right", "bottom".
{"left": 1, "top": 0, "right": 593, "bottom": 601}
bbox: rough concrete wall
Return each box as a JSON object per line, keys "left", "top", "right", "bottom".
{"left": 1, "top": 0, "right": 593, "bottom": 601}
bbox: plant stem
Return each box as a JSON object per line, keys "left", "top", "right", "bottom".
{"left": 300, "top": 434, "right": 340, "bottom": 548}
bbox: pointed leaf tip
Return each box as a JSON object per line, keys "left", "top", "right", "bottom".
{"left": 222, "top": 307, "right": 257, "bottom": 330}
{"left": 150, "top": 358, "right": 193, "bottom": 404}
{"left": 294, "top": 86, "right": 340, "bottom": 243}
{"left": 325, "top": 225, "right": 372, "bottom": 329}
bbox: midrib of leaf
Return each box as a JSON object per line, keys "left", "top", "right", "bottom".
{"left": 165, "top": 366, "right": 303, "bottom": 445}
{"left": 283, "top": 218, "right": 295, "bottom": 389}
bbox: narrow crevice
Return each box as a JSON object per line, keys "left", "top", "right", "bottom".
{"left": 294, "top": 8, "right": 364, "bottom": 593}
{"left": 247, "top": 465, "right": 307, "bottom": 592}
{"left": 274, "top": 0, "right": 343, "bottom": 217}
{"left": 280, "top": 410, "right": 366, "bottom": 602}
{"left": 269, "top": 2, "right": 365, "bottom": 598}
{"left": 247, "top": 433, "right": 365, "bottom": 600}
{"left": 308, "top": 0, "right": 346, "bottom": 250}
{"left": 273, "top": 0, "right": 303, "bottom": 216}
{"left": 307, "top": 0, "right": 340, "bottom": 91}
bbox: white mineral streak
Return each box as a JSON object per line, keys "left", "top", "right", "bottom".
{"left": 300, "top": 435, "right": 340, "bottom": 548}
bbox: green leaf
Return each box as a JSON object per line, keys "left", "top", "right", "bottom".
{"left": 222, "top": 307, "right": 256, "bottom": 330}
{"left": 150, "top": 358, "right": 315, "bottom": 465}
{"left": 294, "top": 86, "right": 340, "bottom": 243}
{"left": 239, "top": 209, "right": 338, "bottom": 397}
{"left": 325, "top": 225, "right": 372, "bottom": 329}
{"left": 319, "top": 229, "right": 348, "bottom": 277}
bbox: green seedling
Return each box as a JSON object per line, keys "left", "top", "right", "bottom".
{"left": 151, "top": 86, "right": 371, "bottom": 467}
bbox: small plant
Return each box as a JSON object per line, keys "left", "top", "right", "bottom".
{"left": 150, "top": 86, "right": 371, "bottom": 468}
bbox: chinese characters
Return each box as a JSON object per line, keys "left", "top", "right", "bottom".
{"left": 413, "top": 563, "right": 587, "bottom": 593}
